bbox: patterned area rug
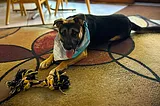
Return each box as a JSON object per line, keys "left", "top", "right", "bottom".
{"left": 0, "top": 16, "right": 160, "bottom": 106}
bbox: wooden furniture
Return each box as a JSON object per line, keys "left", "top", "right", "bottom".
{"left": 54, "top": 0, "right": 91, "bottom": 16}
{"left": 6, "top": 0, "right": 23, "bottom": 25}
{"left": 6, "top": 0, "right": 51, "bottom": 25}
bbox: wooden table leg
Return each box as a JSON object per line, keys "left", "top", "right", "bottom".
{"left": 85, "top": 0, "right": 91, "bottom": 14}
{"left": 6, "top": 0, "right": 11, "bottom": 25}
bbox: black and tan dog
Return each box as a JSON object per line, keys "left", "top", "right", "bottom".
{"left": 39, "top": 14, "right": 160, "bottom": 89}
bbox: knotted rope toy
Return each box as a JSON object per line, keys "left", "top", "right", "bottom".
{"left": 6, "top": 69, "right": 70, "bottom": 95}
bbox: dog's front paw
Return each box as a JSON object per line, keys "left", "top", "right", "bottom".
{"left": 46, "top": 69, "right": 59, "bottom": 90}
{"left": 39, "top": 54, "right": 54, "bottom": 69}
{"left": 46, "top": 69, "right": 70, "bottom": 91}
{"left": 46, "top": 74, "right": 54, "bottom": 90}
{"left": 39, "top": 59, "right": 53, "bottom": 69}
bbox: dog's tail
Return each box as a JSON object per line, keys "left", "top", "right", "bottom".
{"left": 131, "top": 22, "right": 160, "bottom": 34}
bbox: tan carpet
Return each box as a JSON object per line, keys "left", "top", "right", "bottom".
{"left": 0, "top": 16, "right": 160, "bottom": 106}
{"left": 116, "top": 5, "right": 160, "bottom": 20}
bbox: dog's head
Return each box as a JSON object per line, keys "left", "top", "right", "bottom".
{"left": 53, "top": 15, "right": 85, "bottom": 58}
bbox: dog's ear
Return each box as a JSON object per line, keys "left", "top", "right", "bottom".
{"left": 53, "top": 18, "right": 64, "bottom": 28}
{"left": 73, "top": 14, "right": 85, "bottom": 26}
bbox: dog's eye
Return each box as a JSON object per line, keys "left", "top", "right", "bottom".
{"left": 60, "top": 28, "right": 67, "bottom": 35}
{"left": 69, "top": 28, "right": 79, "bottom": 36}
{"left": 71, "top": 30, "right": 79, "bottom": 36}
{"left": 72, "top": 31, "right": 78, "bottom": 35}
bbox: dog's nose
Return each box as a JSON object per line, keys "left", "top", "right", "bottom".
{"left": 64, "top": 45, "right": 73, "bottom": 50}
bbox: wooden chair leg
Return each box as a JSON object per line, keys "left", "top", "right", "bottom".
{"left": 22, "top": 4, "right": 27, "bottom": 16}
{"left": 54, "top": 0, "right": 61, "bottom": 16}
{"left": 37, "top": 1, "right": 45, "bottom": 24}
{"left": 60, "top": 0, "right": 63, "bottom": 10}
{"left": 11, "top": 1, "right": 15, "bottom": 11}
{"left": 85, "top": 0, "right": 91, "bottom": 14}
{"left": 45, "top": 0, "right": 51, "bottom": 15}
{"left": 64, "top": 0, "right": 68, "bottom": 5}
{"left": 19, "top": 3, "right": 24, "bottom": 16}
{"left": 6, "top": 0, "right": 11, "bottom": 25}
{"left": 19, "top": 0, "right": 27, "bottom": 16}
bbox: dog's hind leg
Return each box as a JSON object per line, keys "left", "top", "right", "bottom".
{"left": 109, "top": 36, "right": 121, "bottom": 42}
{"left": 39, "top": 54, "right": 54, "bottom": 69}
{"left": 109, "top": 32, "right": 131, "bottom": 43}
